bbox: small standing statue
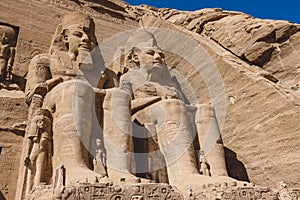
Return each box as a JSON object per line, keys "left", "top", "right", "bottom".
{"left": 199, "top": 152, "right": 211, "bottom": 177}
{"left": 0, "top": 25, "right": 15, "bottom": 81}
{"left": 277, "top": 181, "right": 292, "bottom": 200}
{"left": 93, "top": 138, "right": 107, "bottom": 178}
{"left": 24, "top": 108, "right": 52, "bottom": 197}
{"left": 53, "top": 165, "right": 72, "bottom": 200}
{"left": 184, "top": 185, "right": 195, "bottom": 200}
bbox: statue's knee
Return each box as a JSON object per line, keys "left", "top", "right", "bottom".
{"left": 103, "top": 88, "right": 131, "bottom": 110}
{"left": 196, "top": 104, "right": 216, "bottom": 119}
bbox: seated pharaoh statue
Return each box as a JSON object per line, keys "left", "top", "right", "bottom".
{"left": 24, "top": 11, "right": 118, "bottom": 188}
{"left": 114, "top": 30, "right": 250, "bottom": 192}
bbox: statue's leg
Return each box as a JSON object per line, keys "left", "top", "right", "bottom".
{"left": 25, "top": 168, "right": 33, "bottom": 198}
{"left": 195, "top": 104, "right": 228, "bottom": 176}
{"left": 33, "top": 150, "right": 45, "bottom": 187}
{"left": 102, "top": 88, "right": 142, "bottom": 183}
{"left": 135, "top": 99, "right": 243, "bottom": 192}
{"left": 0, "top": 59, "right": 7, "bottom": 79}
{"left": 44, "top": 81, "right": 103, "bottom": 184}
{"left": 25, "top": 143, "right": 39, "bottom": 196}
{"left": 146, "top": 99, "right": 198, "bottom": 182}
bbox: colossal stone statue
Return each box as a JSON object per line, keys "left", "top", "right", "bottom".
{"left": 117, "top": 30, "right": 246, "bottom": 191}
{"left": 24, "top": 12, "right": 117, "bottom": 193}
{"left": 0, "top": 25, "right": 15, "bottom": 81}
{"left": 42, "top": 11, "right": 117, "bottom": 184}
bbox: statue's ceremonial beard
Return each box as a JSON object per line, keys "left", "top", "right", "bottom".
{"left": 76, "top": 48, "right": 93, "bottom": 70}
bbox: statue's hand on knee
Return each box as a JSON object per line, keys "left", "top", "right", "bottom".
{"left": 32, "top": 83, "right": 48, "bottom": 97}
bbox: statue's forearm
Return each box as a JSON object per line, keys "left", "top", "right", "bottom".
{"left": 131, "top": 96, "right": 162, "bottom": 114}
{"left": 25, "top": 77, "right": 62, "bottom": 105}
{"left": 45, "top": 77, "right": 63, "bottom": 91}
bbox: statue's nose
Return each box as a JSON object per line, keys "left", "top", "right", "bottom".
{"left": 154, "top": 52, "right": 162, "bottom": 61}
{"left": 81, "top": 33, "right": 89, "bottom": 43}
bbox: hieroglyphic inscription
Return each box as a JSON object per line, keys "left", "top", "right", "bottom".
{"left": 52, "top": 183, "right": 183, "bottom": 200}
{"left": 0, "top": 147, "right": 15, "bottom": 178}
{"left": 0, "top": 145, "right": 20, "bottom": 200}
{"left": 15, "top": 39, "right": 48, "bottom": 76}
{"left": 194, "top": 187, "right": 283, "bottom": 200}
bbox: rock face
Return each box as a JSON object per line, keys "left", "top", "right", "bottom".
{"left": 0, "top": 1, "right": 299, "bottom": 200}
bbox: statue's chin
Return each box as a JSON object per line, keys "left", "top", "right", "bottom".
{"left": 77, "top": 49, "right": 93, "bottom": 70}
{"left": 146, "top": 64, "right": 168, "bottom": 75}
{"left": 141, "top": 63, "right": 165, "bottom": 72}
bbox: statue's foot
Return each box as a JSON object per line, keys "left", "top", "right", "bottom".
{"left": 106, "top": 167, "right": 152, "bottom": 184}
{"left": 172, "top": 174, "right": 251, "bottom": 192}
{"left": 65, "top": 166, "right": 110, "bottom": 185}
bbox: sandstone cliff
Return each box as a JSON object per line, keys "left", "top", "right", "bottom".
{"left": 0, "top": 0, "right": 299, "bottom": 199}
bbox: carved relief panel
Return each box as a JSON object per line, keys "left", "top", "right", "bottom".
{"left": 0, "top": 22, "right": 18, "bottom": 87}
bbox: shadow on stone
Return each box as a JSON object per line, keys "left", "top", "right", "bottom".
{"left": 11, "top": 74, "right": 26, "bottom": 91}
{"left": 224, "top": 147, "right": 250, "bottom": 182}
{"left": 0, "top": 190, "right": 5, "bottom": 200}
{"left": 0, "top": 73, "right": 26, "bottom": 91}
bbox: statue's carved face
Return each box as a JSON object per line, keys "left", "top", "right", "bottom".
{"left": 134, "top": 47, "right": 172, "bottom": 84}
{"left": 63, "top": 24, "right": 96, "bottom": 55}
{"left": 36, "top": 118, "right": 46, "bottom": 129}
{"left": 0, "top": 26, "right": 15, "bottom": 46}
{"left": 33, "top": 114, "right": 50, "bottom": 129}
{"left": 0, "top": 32, "right": 10, "bottom": 45}
{"left": 136, "top": 48, "right": 165, "bottom": 67}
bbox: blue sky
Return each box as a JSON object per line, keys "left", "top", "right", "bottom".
{"left": 126, "top": 0, "right": 300, "bottom": 24}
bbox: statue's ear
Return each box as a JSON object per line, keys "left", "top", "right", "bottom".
{"left": 62, "top": 29, "right": 69, "bottom": 43}
{"left": 126, "top": 50, "right": 136, "bottom": 63}
{"left": 126, "top": 48, "right": 140, "bottom": 68}
{"left": 132, "top": 53, "right": 139, "bottom": 63}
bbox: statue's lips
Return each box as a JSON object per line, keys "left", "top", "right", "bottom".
{"left": 152, "top": 63, "right": 165, "bottom": 68}
{"left": 153, "top": 61, "right": 164, "bottom": 65}
{"left": 78, "top": 44, "right": 91, "bottom": 51}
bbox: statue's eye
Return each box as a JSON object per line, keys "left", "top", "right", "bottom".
{"left": 73, "top": 31, "right": 83, "bottom": 37}
{"left": 146, "top": 50, "right": 155, "bottom": 56}
{"left": 159, "top": 52, "right": 165, "bottom": 58}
